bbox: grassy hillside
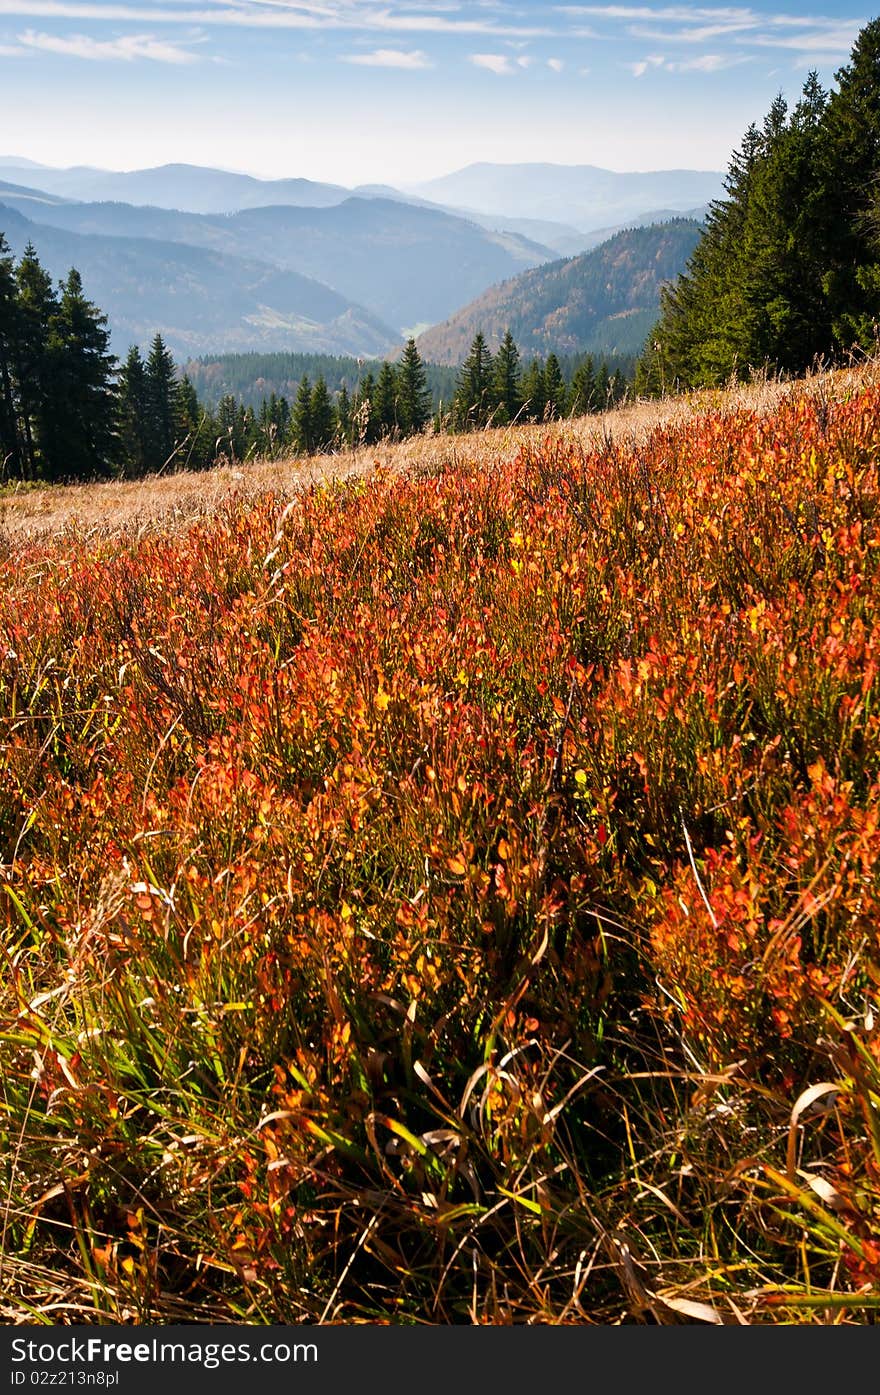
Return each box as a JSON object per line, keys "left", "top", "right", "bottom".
{"left": 1, "top": 370, "right": 879, "bottom": 1323}
{"left": 417, "top": 220, "right": 703, "bottom": 365}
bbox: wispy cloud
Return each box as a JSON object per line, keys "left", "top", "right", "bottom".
{"left": 469, "top": 51, "right": 514, "bottom": 74}
{"left": 0, "top": 1, "right": 554, "bottom": 38}
{"left": 342, "top": 47, "right": 431, "bottom": 69}
{"left": 17, "top": 27, "right": 200, "bottom": 61}
{"left": 628, "top": 47, "right": 747, "bottom": 75}
{"left": 547, "top": 56, "right": 564, "bottom": 71}
{"left": 627, "top": 51, "right": 664, "bottom": 75}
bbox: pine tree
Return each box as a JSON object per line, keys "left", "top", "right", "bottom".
{"left": 454, "top": 332, "right": 494, "bottom": 430}
{"left": 310, "top": 376, "right": 335, "bottom": 452}
{"left": 292, "top": 375, "right": 314, "bottom": 454}
{"left": 374, "top": 361, "right": 398, "bottom": 439}
{"left": 542, "top": 353, "right": 566, "bottom": 419}
{"left": 335, "top": 384, "right": 352, "bottom": 446}
{"left": 569, "top": 354, "right": 597, "bottom": 415}
{"left": 491, "top": 330, "right": 522, "bottom": 425}
{"left": 118, "top": 346, "right": 150, "bottom": 478}
{"left": 520, "top": 359, "right": 545, "bottom": 423}
{"left": 13, "top": 243, "right": 57, "bottom": 479}
{"left": 145, "top": 333, "right": 178, "bottom": 470}
{"left": 353, "top": 371, "right": 376, "bottom": 445}
{"left": 40, "top": 268, "right": 117, "bottom": 481}
{"left": 0, "top": 235, "right": 20, "bottom": 478}
{"left": 175, "top": 373, "right": 211, "bottom": 470}
{"left": 821, "top": 20, "right": 880, "bottom": 349}
{"left": 397, "top": 339, "right": 431, "bottom": 436}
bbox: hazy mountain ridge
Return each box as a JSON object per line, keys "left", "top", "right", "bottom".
{"left": 416, "top": 220, "right": 704, "bottom": 364}
{"left": 0, "top": 204, "right": 399, "bottom": 358}
{"left": 0, "top": 182, "right": 555, "bottom": 336}
{"left": 409, "top": 162, "right": 723, "bottom": 232}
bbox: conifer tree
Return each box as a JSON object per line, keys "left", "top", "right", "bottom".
{"left": 14, "top": 243, "right": 57, "bottom": 479}
{"left": 397, "top": 339, "right": 431, "bottom": 435}
{"left": 41, "top": 268, "right": 117, "bottom": 481}
{"left": 335, "top": 384, "right": 352, "bottom": 446}
{"left": 454, "top": 332, "right": 494, "bottom": 430}
{"left": 292, "top": 375, "right": 314, "bottom": 454}
{"left": 145, "top": 333, "right": 178, "bottom": 470}
{"left": 118, "top": 345, "right": 150, "bottom": 478}
{"left": 0, "top": 235, "right": 20, "bottom": 477}
{"left": 520, "top": 359, "right": 545, "bottom": 423}
{"left": 569, "top": 354, "right": 597, "bottom": 415}
{"left": 353, "top": 371, "right": 376, "bottom": 445}
{"left": 491, "top": 330, "right": 522, "bottom": 425}
{"left": 374, "top": 361, "right": 398, "bottom": 439}
{"left": 310, "top": 376, "right": 335, "bottom": 452}
{"left": 542, "top": 353, "right": 566, "bottom": 419}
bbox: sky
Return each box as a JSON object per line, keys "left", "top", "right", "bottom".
{"left": 0, "top": 2, "right": 870, "bottom": 186}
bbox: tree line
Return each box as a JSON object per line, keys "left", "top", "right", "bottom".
{"left": 637, "top": 21, "right": 880, "bottom": 392}
{"left": 0, "top": 235, "right": 631, "bottom": 485}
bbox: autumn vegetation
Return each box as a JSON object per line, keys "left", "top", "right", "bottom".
{"left": 1, "top": 359, "right": 879, "bottom": 1325}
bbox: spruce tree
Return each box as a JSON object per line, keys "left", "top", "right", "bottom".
{"left": 292, "top": 375, "right": 314, "bottom": 454}
{"left": 310, "top": 376, "right": 335, "bottom": 452}
{"left": 14, "top": 243, "right": 57, "bottom": 479}
{"left": 520, "top": 359, "right": 546, "bottom": 423}
{"left": 542, "top": 353, "right": 566, "bottom": 419}
{"left": 353, "top": 371, "right": 376, "bottom": 445}
{"left": 569, "top": 355, "right": 597, "bottom": 415}
{"left": 374, "top": 361, "right": 398, "bottom": 439}
{"left": 821, "top": 20, "right": 880, "bottom": 349}
{"left": 454, "top": 332, "right": 494, "bottom": 430}
{"left": 335, "top": 384, "right": 352, "bottom": 446}
{"left": 0, "top": 235, "right": 20, "bottom": 477}
{"left": 41, "top": 268, "right": 117, "bottom": 481}
{"left": 118, "top": 345, "right": 150, "bottom": 478}
{"left": 145, "top": 333, "right": 178, "bottom": 470}
{"left": 397, "top": 339, "right": 431, "bottom": 435}
{"left": 491, "top": 330, "right": 522, "bottom": 425}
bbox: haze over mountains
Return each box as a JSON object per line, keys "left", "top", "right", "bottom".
{"left": 408, "top": 163, "right": 723, "bottom": 233}
{"left": 0, "top": 157, "right": 719, "bottom": 361}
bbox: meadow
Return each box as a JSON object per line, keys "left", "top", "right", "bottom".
{"left": 1, "top": 368, "right": 879, "bottom": 1323}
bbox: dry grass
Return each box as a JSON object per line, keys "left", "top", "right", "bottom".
{"left": 3, "top": 362, "right": 873, "bottom": 542}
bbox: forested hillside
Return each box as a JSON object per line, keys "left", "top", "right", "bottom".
{"left": 417, "top": 220, "right": 703, "bottom": 364}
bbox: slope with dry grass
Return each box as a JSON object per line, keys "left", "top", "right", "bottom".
{"left": 1, "top": 367, "right": 879, "bottom": 1324}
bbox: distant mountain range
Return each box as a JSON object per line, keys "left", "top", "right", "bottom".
{"left": 416, "top": 220, "right": 704, "bottom": 365}
{"left": 0, "top": 157, "right": 716, "bottom": 361}
{"left": 408, "top": 162, "right": 724, "bottom": 233}
{"left": 0, "top": 185, "right": 550, "bottom": 335}
{"left": 0, "top": 204, "right": 399, "bottom": 359}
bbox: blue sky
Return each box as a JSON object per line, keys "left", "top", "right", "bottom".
{"left": 0, "top": 2, "right": 869, "bottom": 185}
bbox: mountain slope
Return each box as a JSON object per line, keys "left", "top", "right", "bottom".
{"left": 0, "top": 186, "right": 554, "bottom": 332}
{"left": 416, "top": 220, "right": 704, "bottom": 364}
{"left": 0, "top": 205, "right": 399, "bottom": 358}
{"left": 410, "top": 163, "right": 723, "bottom": 232}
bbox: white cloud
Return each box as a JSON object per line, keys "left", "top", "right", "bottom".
{"left": 516, "top": 54, "right": 531, "bottom": 67}
{"left": 627, "top": 51, "right": 664, "bottom": 75}
{"left": 0, "top": 1, "right": 554, "bottom": 39}
{"left": 668, "top": 51, "right": 741, "bottom": 72}
{"left": 342, "top": 47, "right": 431, "bottom": 69}
{"left": 547, "top": 56, "right": 564, "bottom": 71}
{"left": 17, "top": 27, "right": 200, "bottom": 61}
{"left": 469, "top": 52, "right": 514, "bottom": 74}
